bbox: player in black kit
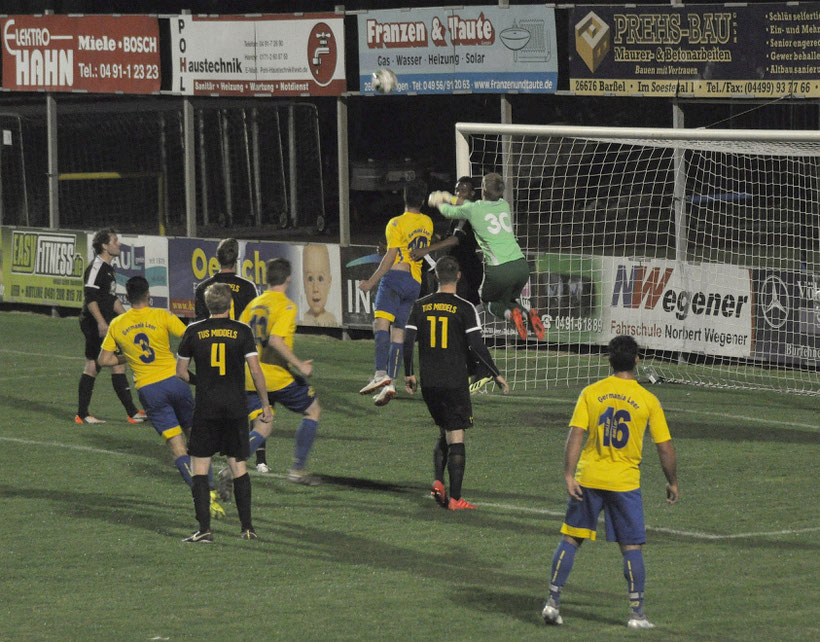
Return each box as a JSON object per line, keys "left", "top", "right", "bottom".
{"left": 75, "top": 227, "right": 144, "bottom": 425}
{"left": 176, "top": 283, "right": 271, "bottom": 542}
{"left": 193, "top": 237, "right": 258, "bottom": 322}
{"left": 403, "top": 255, "right": 509, "bottom": 511}
{"left": 192, "top": 237, "right": 268, "bottom": 471}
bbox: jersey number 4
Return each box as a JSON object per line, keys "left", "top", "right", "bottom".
{"left": 598, "top": 406, "right": 631, "bottom": 448}
{"left": 211, "top": 342, "right": 226, "bottom": 376}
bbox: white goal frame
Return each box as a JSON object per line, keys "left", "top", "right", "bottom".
{"left": 455, "top": 122, "right": 820, "bottom": 396}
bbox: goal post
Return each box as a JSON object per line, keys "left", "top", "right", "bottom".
{"left": 455, "top": 122, "right": 820, "bottom": 395}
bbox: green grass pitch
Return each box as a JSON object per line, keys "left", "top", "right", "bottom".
{"left": 1, "top": 310, "right": 818, "bottom": 641}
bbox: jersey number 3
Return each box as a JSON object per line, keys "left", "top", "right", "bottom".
{"left": 598, "top": 407, "right": 631, "bottom": 448}
{"left": 133, "top": 332, "right": 156, "bottom": 364}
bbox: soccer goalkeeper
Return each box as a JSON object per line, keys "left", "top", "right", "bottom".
{"left": 430, "top": 172, "right": 544, "bottom": 341}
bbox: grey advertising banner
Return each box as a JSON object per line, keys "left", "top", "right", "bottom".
{"left": 340, "top": 245, "right": 381, "bottom": 328}
{"left": 358, "top": 5, "right": 557, "bottom": 94}
{"left": 752, "top": 270, "right": 820, "bottom": 367}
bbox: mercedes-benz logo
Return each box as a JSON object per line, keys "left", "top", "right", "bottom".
{"left": 761, "top": 275, "right": 790, "bottom": 329}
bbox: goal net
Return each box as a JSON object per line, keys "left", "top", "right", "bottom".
{"left": 455, "top": 123, "right": 820, "bottom": 395}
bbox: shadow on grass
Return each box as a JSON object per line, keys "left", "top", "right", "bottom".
{"left": 258, "top": 520, "right": 545, "bottom": 613}
{"left": 0, "top": 483, "right": 188, "bottom": 536}
{"left": 317, "top": 474, "right": 423, "bottom": 494}
{"left": 0, "top": 393, "right": 75, "bottom": 423}
{"left": 674, "top": 420, "right": 819, "bottom": 444}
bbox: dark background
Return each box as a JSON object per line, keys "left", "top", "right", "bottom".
{"left": 0, "top": 0, "right": 816, "bottom": 241}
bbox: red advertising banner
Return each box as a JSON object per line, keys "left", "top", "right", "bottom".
{"left": 1, "top": 15, "right": 160, "bottom": 94}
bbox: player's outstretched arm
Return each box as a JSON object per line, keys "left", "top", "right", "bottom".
{"left": 564, "top": 426, "right": 586, "bottom": 501}
{"left": 247, "top": 354, "right": 272, "bottom": 424}
{"left": 493, "top": 374, "right": 510, "bottom": 394}
{"left": 409, "top": 235, "right": 459, "bottom": 261}
{"left": 175, "top": 356, "right": 190, "bottom": 382}
{"left": 402, "top": 326, "right": 417, "bottom": 393}
{"left": 269, "top": 334, "right": 313, "bottom": 377}
{"left": 359, "top": 247, "right": 399, "bottom": 292}
{"left": 97, "top": 348, "right": 125, "bottom": 368}
{"left": 656, "top": 440, "right": 679, "bottom": 504}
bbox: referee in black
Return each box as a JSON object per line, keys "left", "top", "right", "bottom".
{"left": 176, "top": 283, "right": 271, "bottom": 542}
{"left": 75, "top": 227, "right": 143, "bottom": 424}
{"left": 403, "top": 255, "right": 509, "bottom": 511}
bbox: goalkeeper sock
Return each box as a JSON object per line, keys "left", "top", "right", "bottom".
{"left": 174, "top": 455, "right": 194, "bottom": 488}
{"left": 486, "top": 303, "right": 508, "bottom": 319}
{"left": 374, "top": 330, "right": 390, "bottom": 374}
{"left": 446, "top": 442, "right": 466, "bottom": 500}
{"left": 387, "top": 342, "right": 403, "bottom": 380}
{"left": 191, "top": 474, "right": 211, "bottom": 533}
{"left": 77, "top": 373, "right": 96, "bottom": 418}
{"left": 433, "top": 435, "right": 448, "bottom": 482}
{"left": 549, "top": 539, "right": 578, "bottom": 606}
{"left": 111, "top": 373, "right": 139, "bottom": 417}
{"left": 623, "top": 549, "right": 646, "bottom": 617}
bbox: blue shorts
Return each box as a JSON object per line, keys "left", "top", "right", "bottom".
{"left": 560, "top": 487, "right": 645, "bottom": 545}
{"left": 374, "top": 270, "right": 421, "bottom": 329}
{"left": 246, "top": 377, "right": 317, "bottom": 419}
{"left": 137, "top": 376, "right": 194, "bottom": 440}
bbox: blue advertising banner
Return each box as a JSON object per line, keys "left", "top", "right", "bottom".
{"left": 570, "top": 3, "right": 820, "bottom": 97}
{"left": 358, "top": 6, "right": 557, "bottom": 94}
{"left": 168, "top": 238, "right": 298, "bottom": 317}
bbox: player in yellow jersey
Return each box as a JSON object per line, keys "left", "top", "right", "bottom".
{"left": 97, "top": 276, "right": 226, "bottom": 520}
{"left": 358, "top": 181, "right": 434, "bottom": 406}
{"left": 541, "top": 335, "right": 678, "bottom": 630}
{"left": 220, "top": 258, "right": 320, "bottom": 489}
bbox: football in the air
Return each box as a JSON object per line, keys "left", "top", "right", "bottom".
{"left": 371, "top": 69, "right": 398, "bottom": 94}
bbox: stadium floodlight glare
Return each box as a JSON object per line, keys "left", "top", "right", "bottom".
{"left": 456, "top": 122, "right": 820, "bottom": 395}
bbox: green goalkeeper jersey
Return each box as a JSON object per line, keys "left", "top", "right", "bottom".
{"left": 439, "top": 198, "right": 524, "bottom": 267}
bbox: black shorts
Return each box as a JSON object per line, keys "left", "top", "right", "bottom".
{"left": 80, "top": 316, "right": 103, "bottom": 361}
{"left": 188, "top": 414, "right": 249, "bottom": 460}
{"left": 421, "top": 386, "right": 473, "bottom": 431}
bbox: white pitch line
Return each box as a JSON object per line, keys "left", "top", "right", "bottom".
{"left": 665, "top": 406, "right": 819, "bottom": 431}
{"left": 498, "top": 393, "right": 819, "bottom": 431}
{"left": 0, "top": 436, "right": 139, "bottom": 458}
{"left": 0, "top": 348, "right": 80, "bottom": 360}
{"left": 3, "top": 436, "right": 816, "bottom": 542}
{"left": 475, "top": 500, "right": 820, "bottom": 540}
